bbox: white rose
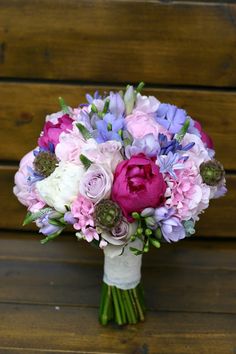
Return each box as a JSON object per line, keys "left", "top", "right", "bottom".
{"left": 36, "top": 162, "right": 85, "bottom": 212}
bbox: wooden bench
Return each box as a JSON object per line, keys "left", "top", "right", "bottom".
{"left": 0, "top": 1, "right": 236, "bottom": 353}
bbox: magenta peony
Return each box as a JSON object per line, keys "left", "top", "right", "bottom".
{"left": 111, "top": 154, "right": 166, "bottom": 221}
{"left": 38, "top": 114, "right": 73, "bottom": 149}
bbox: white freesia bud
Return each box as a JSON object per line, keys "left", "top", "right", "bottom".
{"left": 124, "top": 85, "right": 135, "bottom": 115}
{"left": 36, "top": 162, "right": 85, "bottom": 213}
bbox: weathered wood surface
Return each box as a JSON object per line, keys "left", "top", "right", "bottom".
{"left": 0, "top": 1, "right": 236, "bottom": 87}
{"left": 0, "top": 233, "right": 236, "bottom": 314}
{"left": 0, "top": 231, "right": 235, "bottom": 353}
{"left": 1, "top": 82, "right": 235, "bottom": 169}
{"left": 1, "top": 165, "right": 234, "bottom": 236}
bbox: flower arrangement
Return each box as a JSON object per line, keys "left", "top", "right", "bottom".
{"left": 14, "top": 83, "right": 227, "bottom": 326}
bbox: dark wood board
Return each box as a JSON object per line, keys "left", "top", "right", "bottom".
{"left": 0, "top": 1, "right": 236, "bottom": 87}
{"left": 0, "top": 303, "right": 235, "bottom": 354}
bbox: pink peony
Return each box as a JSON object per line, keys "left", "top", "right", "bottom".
{"left": 126, "top": 110, "right": 170, "bottom": 140}
{"left": 164, "top": 160, "right": 211, "bottom": 221}
{"left": 194, "top": 120, "right": 214, "bottom": 149}
{"left": 112, "top": 154, "right": 166, "bottom": 221}
{"left": 55, "top": 125, "right": 86, "bottom": 164}
{"left": 13, "top": 150, "right": 45, "bottom": 212}
{"left": 38, "top": 114, "right": 73, "bottom": 149}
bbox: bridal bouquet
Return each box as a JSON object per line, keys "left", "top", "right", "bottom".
{"left": 14, "top": 83, "right": 226, "bottom": 325}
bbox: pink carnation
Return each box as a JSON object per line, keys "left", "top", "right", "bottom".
{"left": 126, "top": 111, "right": 170, "bottom": 140}
{"left": 38, "top": 114, "right": 73, "bottom": 149}
{"left": 164, "top": 160, "right": 211, "bottom": 221}
{"left": 13, "top": 150, "right": 45, "bottom": 212}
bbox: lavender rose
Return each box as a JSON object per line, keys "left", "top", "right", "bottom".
{"left": 79, "top": 164, "right": 113, "bottom": 204}
{"left": 102, "top": 220, "right": 137, "bottom": 258}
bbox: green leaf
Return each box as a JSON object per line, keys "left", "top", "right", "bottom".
{"left": 76, "top": 123, "right": 92, "bottom": 140}
{"left": 58, "top": 97, "right": 70, "bottom": 115}
{"left": 23, "top": 207, "right": 52, "bottom": 226}
{"left": 80, "top": 154, "right": 92, "bottom": 170}
{"left": 91, "top": 103, "right": 98, "bottom": 113}
{"left": 175, "top": 118, "right": 190, "bottom": 142}
{"left": 150, "top": 237, "right": 161, "bottom": 249}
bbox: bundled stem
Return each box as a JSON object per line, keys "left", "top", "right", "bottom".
{"left": 99, "top": 282, "right": 145, "bottom": 326}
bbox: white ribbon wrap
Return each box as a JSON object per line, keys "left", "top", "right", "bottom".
{"left": 103, "top": 238, "right": 143, "bottom": 290}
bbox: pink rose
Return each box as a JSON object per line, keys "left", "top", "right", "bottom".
{"left": 111, "top": 154, "right": 166, "bottom": 221}
{"left": 13, "top": 150, "right": 45, "bottom": 212}
{"left": 125, "top": 110, "right": 170, "bottom": 140}
{"left": 194, "top": 121, "right": 214, "bottom": 149}
{"left": 38, "top": 114, "right": 73, "bottom": 149}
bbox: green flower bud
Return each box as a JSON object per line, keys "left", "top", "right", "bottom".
{"left": 200, "top": 159, "right": 225, "bottom": 186}
{"left": 33, "top": 151, "right": 58, "bottom": 177}
{"left": 94, "top": 200, "right": 122, "bottom": 229}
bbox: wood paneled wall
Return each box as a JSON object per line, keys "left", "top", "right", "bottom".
{"left": 0, "top": 0, "right": 235, "bottom": 237}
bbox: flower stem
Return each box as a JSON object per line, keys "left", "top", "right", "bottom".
{"left": 123, "top": 290, "right": 137, "bottom": 324}
{"left": 99, "top": 284, "right": 111, "bottom": 325}
{"left": 111, "top": 286, "right": 123, "bottom": 325}
{"left": 116, "top": 287, "right": 126, "bottom": 324}
{"left": 132, "top": 288, "right": 145, "bottom": 321}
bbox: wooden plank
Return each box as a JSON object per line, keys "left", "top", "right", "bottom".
{"left": 0, "top": 303, "right": 235, "bottom": 354}
{"left": 1, "top": 165, "right": 235, "bottom": 236}
{"left": 0, "top": 248, "right": 236, "bottom": 313}
{"left": 0, "top": 1, "right": 236, "bottom": 87}
{"left": 1, "top": 231, "right": 236, "bottom": 269}
{"left": 0, "top": 82, "right": 235, "bottom": 169}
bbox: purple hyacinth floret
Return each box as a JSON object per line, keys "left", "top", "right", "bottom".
{"left": 158, "top": 133, "right": 195, "bottom": 155}
{"left": 157, "top": 152, "right": 185, "bottom": 179}
{"left": 85, "top": 91, "right": 101, "bottom": 104}
{"left": 109, "top": 92, "right": 125, "bottom": 118}
{"left": 96, "top": 113, "right": 124, "bottom": 143}
{"left": 27, "top": 166, "right": 44, "bottom": 185}
{"left": 125, "top": 134, "right": 160, "bottom": 159}
{"left": 156, "top": 103, "right": 188, "bottom": 134}
{"left": 154, "top": 206, "right": 186, "bottom": 243}
{"left": 36, "top": 211, "right": 64, "bottom": 236}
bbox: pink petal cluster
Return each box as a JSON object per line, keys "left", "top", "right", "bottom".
{"left": 13, "top": 150, "right": 45, "bottom": 212}
{"left": 126, "top": 111, "right": 170, "bottom": 140}
{"left": 38, "top": 114, "right": 73, "bottom": 149}
{"left": 71, "top": 195, "right": 98, "bottom": 242}
{"left": 164, "top": 160, "right": 211, "bottom": 221}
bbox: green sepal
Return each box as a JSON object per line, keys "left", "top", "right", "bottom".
{"left": 130, "top": 247, "right": 143, "bottom": 256}
{"left": 40, "top": 229, "right": 63, "bottom": 244}
{"left": 136, "top": 82, "right": 145, "bottom": 93}
{"left": 80, "top": 154, "right": 92, "bottom": 170}
{"left": 175, "top": 118, "right": 190, "bottom": 142}
{"left": 91, "top": 103, "right": 98, "bottom": 113}
{"left": 23, "top": 207, "right": 52, "bottom": 226}
{"left": 76, "top": 123, "right": 92, "bottom": 140}
{"left": 154, "top": 227, "right": 162, "bottom": 240}
{"left": 102, "top": 99, "right": 110, "bottom": 114}
{"left": 48, "top": 218, "right": 65, "bottom": 227}
{"left": 58, "top": 97, "right": 70, "bottom": 115}
{"left": 150, "top": 237, "right": 161, "bottom": 249}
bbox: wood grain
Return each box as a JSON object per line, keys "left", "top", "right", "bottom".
{"left": 0, "top": 303, "right": 235, "bottom": 354}
{"left": 2, "top": 165, "right": 235, "bottom": 236}
{"left": 1, "top": 232, "right": 236, "bottom": 269}
{"left": 0, "top": 82, "right": 235, "bottom": 169}
{"left": 0, "top": 1, "right": 236, "bottom": 86}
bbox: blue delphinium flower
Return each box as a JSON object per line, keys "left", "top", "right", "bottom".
{"left": 125, "top": 134, "right": 160, "bottom": 159}
{"left": 156, "top": 103, "right": 188, "bottom": 134}
{"left": 96, "top": 113, "right": 124, "bottom": 143}
{"left": 85, "top": 91, "right": 101, "bottom": 104}
{"left": 109, "top": 92, "right": 125, "bottom": 118}
{"left": 157, "top": 151, "right": 185, "bottom": 179}
{"left": 27, "top": 166, "right": 44, "bottom": 185}
{"left": 36, "top": 210, "right": 64, "bottom": 236}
